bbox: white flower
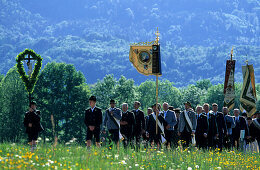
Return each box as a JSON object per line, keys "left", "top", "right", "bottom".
{"left": 188, "top": 167, "right": 192, "bottom": 170}
{"left": 45, "top": 138, "right": 50, "bottom": 142}
{"left": 121, "top": 160, "right": 127, "bottom": 165}
{"left": 115, "top": 154, "right": 119, "bottom": 160}
{"left": 48, "top": 160, "right": 54, "bottom": 164}
{"left": 129, "top": 166, "right": 132, "bottom": 168}
{"left": 216, "top": 167, "right": 221, "bottom": 169}
{"left": 135, "top": 164, "right": 139, "bottom": 167}
{"left": 195, "top": 165, "right": 199, "bottom": 169}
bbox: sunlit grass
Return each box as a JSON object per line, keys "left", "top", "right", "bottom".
{"left": 0, "top": 142, "right": 259, "bottom": 169}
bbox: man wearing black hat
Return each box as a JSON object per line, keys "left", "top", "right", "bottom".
{"left": 178, "top": 102, "right": 196, "bottom": 148}
{"left": 103, "top": 99, "right": 122, "bottom": 147}
{"left": 84, "top": 96, "right": 103, "bottom": 147}
{"left": 23, "top": 101, "right": 44, "bottom": 152}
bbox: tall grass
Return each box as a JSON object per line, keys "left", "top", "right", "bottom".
{"left": 0, "top": 142, "right": 259, "bottom": 169}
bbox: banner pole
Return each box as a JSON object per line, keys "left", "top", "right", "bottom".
{"left": 156, "top": 74, "right": 159, "bottom": 135}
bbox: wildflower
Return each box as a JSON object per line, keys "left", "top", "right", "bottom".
{"left": 120, "top": 160, "right": 127, "bottom": 165}
{"left": 135, "top": 164, "right": 139, "bottom": 167}
{"left": 188, "top": 167, "right": 192, "bottom": 170}
{"left": 195, "top": 165, "right": 199, "bottom": 169}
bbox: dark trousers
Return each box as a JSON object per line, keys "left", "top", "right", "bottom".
{"left": 108, "top": 129, "right": 119, "bottom": 146}
{"left": 216, "top": 133, "right": 224, "bottom": 151}
{"left": 195, "top": 134, "right": 207, "bottom": 149}
{"left": 165, "top": 130, "right": 174, "bottom": 148}
{"left": 223, "top": 135, "right": 233, "bottom": 150}
{"left": 180, "top": 128, "right": 191, "bottom": 148}
{"left": 232, "top": 137, "right": 240, "bottom": 150}
{"left": 121, "top": 133, "right": 133, "bottom": 148}
{"left": 207, "top": 134, "right": 215, "bottom": 149}
{"left": 172, "top": 129, "right": 179, "bottom": 148}
{"left": 133, "top": 132, "right": 142, "bottom": 149}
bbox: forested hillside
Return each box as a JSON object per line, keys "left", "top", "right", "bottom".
{"left": 0, "top": 0, "right": 259, "bottom": 86}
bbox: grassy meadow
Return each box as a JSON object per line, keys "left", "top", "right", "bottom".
{"left": 0, "top": 142, "right": 259, "bottom": 170}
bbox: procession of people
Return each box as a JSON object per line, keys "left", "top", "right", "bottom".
{"left": 24, "top": 96, "right": 260, "bottom": 152}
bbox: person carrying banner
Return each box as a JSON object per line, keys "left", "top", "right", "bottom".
{"left": 146, "top": 103, "right": 168, "bottom": 149}
{"left": 178, "top": 102, "right": 197, "bottom": 148}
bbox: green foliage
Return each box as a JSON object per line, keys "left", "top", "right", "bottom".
{"left": 91, "top": 74, "right": 117, "bottom": 110}
{"left": 16, "top": 49, "right": 42, "bottom": 94}
{"left": 115, "top": 76, "right": 137, "bottom": 108}
{"left": 0, "top": 63, "right": 259, "bottom": 143}
{"left": 181, "top": 85, "right": 206, "bottom": 109}
{"left": 0, "top": 67, "right": 28, "bottom": 142}
{"left": 201, "top": 84, "right": 225, "bottom": 110}
{"left": 196, "top": 79, "right": 212, "bottom": 90}
{"left": 34, "top": 62, "right": 90, "bottom": 142}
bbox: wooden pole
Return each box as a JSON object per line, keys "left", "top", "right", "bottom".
{"left": 156, "top": 74, "right": 159, "bottom": 134}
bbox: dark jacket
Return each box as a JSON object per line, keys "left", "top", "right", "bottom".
{"left": 204, "top": 112, "right": 218, "bottom": 137}
{"left": 232, "top": 116, "right": 247, "bottom": 139}
{"left": 196, "top": 113, "right": 209, "bottom": 136}
{"left": 84, "top": 107, "right": 103, "bottom": 128}
{"left": 120, "top": 111, "right": 135, "bottom": 137}
{"left": 215, "top": 112, "right": 227, "bottom": 136}
{"left": 146, "top": 113, "right": 168, "bottom": 136}
{"left": 23, "top": 110, "right": 44, "bottom": 134}
{"left": 132, "top": 109, "right": 145, "bottom": 134}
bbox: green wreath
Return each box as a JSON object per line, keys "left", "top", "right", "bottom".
{"left": 16, "top": 49, "right": 43, "bottom": 94}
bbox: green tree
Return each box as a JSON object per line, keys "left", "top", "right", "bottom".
{"left": 201, "top": 84, "right": 225, "bottom": 111}
{"left": 0, "top": 74, "right": 4, "bottom": 82}
{"left": 196, "top": 79, "right": 212, "bottom": 90}
{"left": 137, "top": 80, "right": 156, "bottom": 112}
{"left": 0, "top": 67, "right": 28, "bottom": 142}
{"left": 158, "top": 80, "right": 181, "bottom": 108}
{"left": 91, "top": 74, "right": 117, "bottom": 110}
{"left": 181, "top": 85, "right": 206, "bottom": 109}
{"left": 34, "top": 62, "right": 90, "bottom": 143}
{"left": 137, "top": 79, "right": 181, "bottom": 112}
{"left": 114, "top": 76, "right": 137, "bottom": 109}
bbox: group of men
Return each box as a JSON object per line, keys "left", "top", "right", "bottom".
{"left": 84, "top": 96, "right": 260, "bottom": 151}
{"left": 24, "top": 96, "right": 260, "bottom": 152}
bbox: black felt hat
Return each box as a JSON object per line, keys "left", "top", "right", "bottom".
{"left": 89, "top": 95, "right": 97, "bottom": 101}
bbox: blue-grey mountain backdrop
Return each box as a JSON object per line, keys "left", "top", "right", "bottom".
{"left": 0, "top": 0, "right": 259, "bottom": 86}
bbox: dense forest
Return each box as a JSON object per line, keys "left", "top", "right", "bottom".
{"left": 0, "top": 62, "right": 259, "bottom": 143}
{"left": 0, "top": 0, "right": 259, "bottom": 86}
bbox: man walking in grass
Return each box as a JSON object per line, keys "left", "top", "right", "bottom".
{"left": 84, "top": 96, "right": 103, "bottom": 148}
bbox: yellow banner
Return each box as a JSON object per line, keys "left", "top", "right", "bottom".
{"left": 129, "top": 45, "right": 153, "bottom": 76}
